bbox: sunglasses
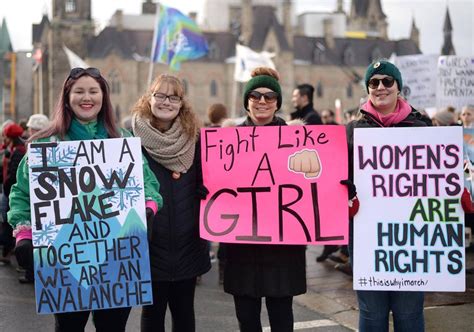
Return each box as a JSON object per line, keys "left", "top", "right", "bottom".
{"left": 368, "top": 77, "right": 395, "bottom": 89}
{"left": 248, "top": 91, "right": 279, "bottom": 103}
{"left": 68, "top": 67, "right": 101, "bottom": 80}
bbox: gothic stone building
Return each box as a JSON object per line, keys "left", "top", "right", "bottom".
{"left": 32, "top": 0, "right": 422, "bottom": 122}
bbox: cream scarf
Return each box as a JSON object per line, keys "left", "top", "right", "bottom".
{"left": 132, "top": 114, "right": 196, "bottom": 173}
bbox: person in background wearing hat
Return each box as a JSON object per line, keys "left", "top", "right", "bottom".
{"left": 346, "top": 59, "right": 431, "bottom": 332}
{"left": 131, "top": 73, "right": 211, "bottom": 332}
{"left": 0, "top": 123, "right": 26, "bottom": 268}
{"left": 223, "top": 67, "right": 306, "bottom": 331}
{"left": 26, "top": 113, "right": 50, "bottom": 137}
{"left": 7, "top": 67, "right": 162, "bottom": 330}
{"left": 291, "top": 83, "right": 322, "bottom": 125}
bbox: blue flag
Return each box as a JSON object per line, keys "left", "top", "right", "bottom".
{"left": 151, "top": 5, "right": 208, "bottom": 71}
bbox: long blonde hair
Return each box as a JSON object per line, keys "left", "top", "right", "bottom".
{"left": 131, "top": 74, "right": 201, "bottom": 138}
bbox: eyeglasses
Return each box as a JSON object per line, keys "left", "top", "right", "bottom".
{"left": 68, "top": 67, "right": 101, "bottom": 79}
{"left": 248, "top": 91, "right": 279, "bottom": 103}
{"left": 368, "top": 77, "right": 395, "bottom": 89}
{"left": 152, "top": 92, "right": 182, "bottom": 104}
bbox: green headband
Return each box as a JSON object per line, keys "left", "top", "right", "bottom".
{"left": 243, "top": 75, "right": 282, "bottom": 111}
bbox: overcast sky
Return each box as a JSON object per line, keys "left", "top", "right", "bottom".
{"left": 1, "top": 0, "right": 473, "bottom": 56}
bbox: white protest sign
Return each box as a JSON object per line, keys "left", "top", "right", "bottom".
{"left": 394, "top": 54, "right": 438, "bottom": 109}
{"left": 353, "top": 127, "right": 465, "bottom": 292}
{"left": 437, "top": 56, "right": 474, "bottom": 109}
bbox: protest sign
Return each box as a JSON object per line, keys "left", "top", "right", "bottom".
{"left": 29, "top": 138, "right": 153, "bottom": 314}
{"left": 353, "top": 127, "right": 465, "bottom": 291}
{"left": 394, "top": 54, "right": 438, "bottom": 110}
{"left": 200, "top": 125, "right": 348, "bottom": 245}
{"left": 437, "top": 56, "right": 474, "bottom": 109}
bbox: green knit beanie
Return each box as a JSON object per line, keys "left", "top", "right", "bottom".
{"left": 364, "top": 60, "right": 403, "bottom": 93}
{"left": 243, "top": 75, "right": 282, "bottom": 111}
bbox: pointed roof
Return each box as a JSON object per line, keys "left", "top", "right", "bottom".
{"left": 248, "top": 6, "right": 290, "bottom": 52}
{"left": 0, "top": 18, "right": 13, "bottom": 54}
{"left": 351, "top": 0, "right": 386, "bottom": 18}
{"left": 443, "top": 7, "right": 453, "bottom": 31}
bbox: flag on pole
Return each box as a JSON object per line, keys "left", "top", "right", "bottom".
{"left": 62, "top": 45, "right": 89, "bottom": 69}
{"left": 234, "top": 44, "right": 276, "bottom": 82}
{"left": 151, "top": 4, "right": 208, "bottom": 71}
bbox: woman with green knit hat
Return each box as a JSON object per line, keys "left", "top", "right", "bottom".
{"left": 346, "top": 59, "right": 431, "bottom": 332}
{"left": 224, "top": 67, "right": 306, "bottom": 331}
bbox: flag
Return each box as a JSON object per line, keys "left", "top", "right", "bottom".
{"left": 62, "top": 45, "right": 89, "bottom": 69}
{"left": 151, "top": 4, "right": 208, "bottom": 71}
{"left": 233, "top": 44, "right": 275, "bottom": 82}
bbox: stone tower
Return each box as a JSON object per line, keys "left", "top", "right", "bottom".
{"left": 409, "top": 16, "right": 420, "bottom": 49}
{"left": 48, "top": 0, "right": 94, "bottom": 113}
{"left": 347, "top": 0, "right": 388, "bottom": 39}
{"left": 441, "top": 7, "right": 456, "bottom": 55}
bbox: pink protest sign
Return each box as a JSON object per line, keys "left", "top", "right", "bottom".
{"left": 200, "top": 125, "right": 349, "bottom": 245}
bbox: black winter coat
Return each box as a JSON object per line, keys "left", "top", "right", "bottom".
{"left": 224, "top": 116, "right": 307, "bottom": 298}
{"left": 143, "top": 143, "right": 211, "bottom": 282}
{"left": 290, "top": 103, "right": 322, "bottom": 125}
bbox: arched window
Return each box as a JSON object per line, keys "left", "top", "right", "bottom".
{"left": 210, "top": 80, "right": 218, "bottom": 97}
{"left": 316, "top": 81, "right": 323, "bottom": 98}
{"left": 208, "top": 42, "right": 220, "bottom": 60}
{"left": 343, "top": 46, "right": 355, "bottom": 65}
{"left": 108, "top": 70, "right": 121, "bottom": 94}
{"left": 313, "top": 45, "right": 325, "bottom": 64}
{"left": 346, "top": 83, "right": 353, "bottom": 98}
{"left": 65, "top": 0, "right": 76, "bottom": 13}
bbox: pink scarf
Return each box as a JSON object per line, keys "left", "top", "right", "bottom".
{"left": 362, "top": 97, "right": 412, "bottom": 127}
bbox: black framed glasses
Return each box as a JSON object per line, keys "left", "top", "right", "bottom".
{"left": 68, "top": 67, "right": 101, "bottom": 80}
{"left": 368, "top": 77, "right": 395, "bottom": 89}
{"left": 248, "top": 91, "right": 279, "bottom": 103}
{"left": 152, "top": 92, "right": 182, "bottom": 104}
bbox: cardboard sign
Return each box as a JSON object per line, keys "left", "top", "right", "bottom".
{"left": 437, "top": 56, "right": 474, "bottom": 109}
{"left": 29, "top": 138, "right": 153, "bottom": 314}
{"left": 394, "top": 54, "right": 438, "bottom": 110}
{"left": 200, "top": 125, "right": 348, "bottom": 245}
{"left": 353, "top": 127, "right": 465, "bottom": 292}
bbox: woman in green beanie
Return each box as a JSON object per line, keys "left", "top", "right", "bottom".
{"left": 346, "top": 59, "right": 431, "bottom": 332}
{"left": 223, "top": 67, "right": 306, "bottom": 332}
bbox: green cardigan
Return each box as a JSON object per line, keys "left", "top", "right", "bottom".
{"left": 7, "top": 124, "right": 163, "bottom": 230}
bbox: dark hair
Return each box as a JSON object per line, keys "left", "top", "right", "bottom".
{"left": 207, "top": 103, "right": 228, "bottom": 125}
{"left": 296, "top": 84, "right": 314, "bottom": 104}
{"left": 29, "top": 68, "right": 120, "bottom": 142}
{"left": 322, "top": 109, "right": 335, "bottom": 117}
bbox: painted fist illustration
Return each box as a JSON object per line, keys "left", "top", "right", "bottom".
{"left": 288, "top": 149, "right": 321, "bottom": 179}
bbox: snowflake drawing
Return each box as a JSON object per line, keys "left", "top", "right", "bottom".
{"left": 101, "top": 168, "right": 142, "bottom": 211}
{"left": 33, "top": 222, "right": 60, "bottom": 246}
{"left": 30, "top": 145, "right": 77, "bottom": 185}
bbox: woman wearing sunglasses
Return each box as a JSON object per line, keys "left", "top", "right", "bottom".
{"left": 131, "top": 74, "right": 211, "bottom": 332}
{"left": 224, "top": 67, "right": 306, "bottom": 331}
{"left": 7, "top": 67, "right": 163, "bottom": 331}
{"left": 346, "top": 60, "right": 431, "bottom": 332}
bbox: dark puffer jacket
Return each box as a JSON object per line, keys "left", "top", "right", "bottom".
{"left": 224, "top": 116, "right": 307, "bottom": 298}
{"left": 144, "top": 142, "right": 211, "bottom": 282}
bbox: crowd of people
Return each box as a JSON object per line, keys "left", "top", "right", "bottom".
{"left": 0, "top": 59, "right": 472, "bottom": 332}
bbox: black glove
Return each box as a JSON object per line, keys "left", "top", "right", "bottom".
{"left": 196, "top": 184, "right": 209, "bottom": 200}
{"left": 340, "top": 179, "right": 357, "bottom": 200}
{"left": 146, "top": 207, "right": 154, "bottom": 242}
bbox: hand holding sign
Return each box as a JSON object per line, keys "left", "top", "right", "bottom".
{"left": 289, "top": 149, "right": 321, "bottom": 178}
